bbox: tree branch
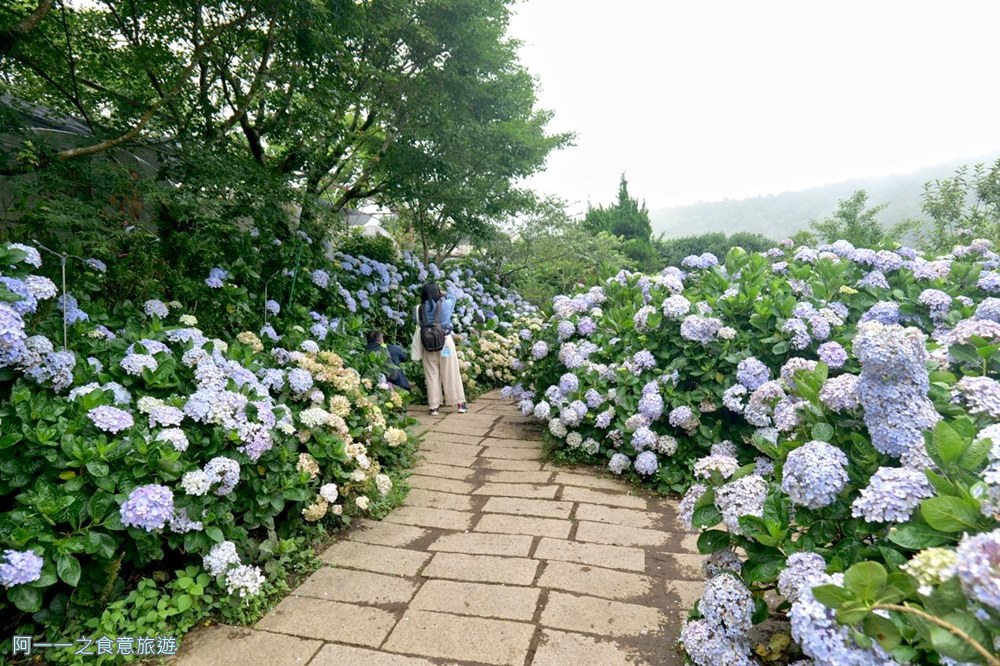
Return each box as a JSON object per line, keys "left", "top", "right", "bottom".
{"left": 57, "top": 8, "right": 256, "bottom": 160}
{"left": 0, "top": 0, "right": 54, "bottom": 53}
{"left": 873, "top": 604, "right": 999, "bottom": 666}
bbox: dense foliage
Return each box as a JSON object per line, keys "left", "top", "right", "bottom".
{"left": 507, "top": 237, "right": 1000, "bottom": 664}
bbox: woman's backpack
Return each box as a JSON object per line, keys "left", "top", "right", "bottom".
{"left": 419, "top": 300, "right": 446, "bottom": 352}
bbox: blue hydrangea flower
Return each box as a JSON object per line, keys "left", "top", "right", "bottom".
{"left": 736, "top": 357, "right": 770, "bottom": 390}
{"left": 701, "top": 573, "right": 754, "bottom": 639}
{"left": 781, "top": 441, "right": 848, "bottom": 509}
{"left": 608, "top": 453, "right": 631, "bottom": 474}
{"left": 955, "top": 529, "right": 1000, "bottom": 611}
{"left": 143, "top": 299, "right": 169, "bottom": 318}
{"left": 817, "top": 341, "right": 848, "bottom": 368}
{"left": 851, "top": 466, "right": 933, "bottom": 523}
{"left": 0, "top": 549, "right": 43, "bottom": 587}
{"left": 205, "top": 267, "right": 228, "bottom": 288}
{"left": 88, "top": 405, "right": 135, "bottom": 433}
{"left": 633, "top": 450, "right": 658, "bottom": 475}
{"left": 859, "top": 301, "right": 901, "bottom": 325}
{"left": 777, "top": 552, "right": 828, "bottom": 601}
{"left": 120, "top": 484, "right": 174, "bottom": 531}
{"left": 680, "top": 619, "right": 752, "bottom": 666}
{"left": 531, "top": 341, "right": 548, "bottom": 360}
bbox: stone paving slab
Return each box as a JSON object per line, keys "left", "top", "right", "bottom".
{"left": 539, "top": 591, "right": 667, "bottom": 638}
{"left": 531, "top": 629, "right": 650, "bottom": 666}
{"left": 478, "top": 458, "right": 545, "bottom": 471}
{"left": 472, "top": 482, "right": 558, "bottom": 499}
{"left": 534, "top": 538, "right": 646, "bottom": 572}
{"left": 255, "top": 596, "right": 397, "bottom": 646}
{"left": 294, "top": 567, "right": 418, "bottom": 605}
{"left": 429, "top": 532, "right": 535, "bottom": 557}
{"left": 406, "top": 488, "right": 477, "bottom": 512}
{"left": 174, "top": 625, "right": 321, "bottom": 666}
{"left": 434, "top": 421, "right": 493, "bottom": 437}
{"left": 383, "top": 505, "right": 476, "bottom": 531}
{"left": 420, "top": 440, "right": 484, "bottom": 457}
{"left": 479, "top": 437, "right": 542, "bottom": 449}
{"left": 482, "top": 470, "right": 554, "bottom": 484}
{"left": 553, "top": 471, "right": 629, "bottom": 492}
{"left": 383, "top": 610, "right": 535, "bottom": 666}
{"left": 574, "top": 521, "right": 669, "bottom": 547}
{"left": 560, "top": 485, "right": 648, "bottom": 510}
{"left": 409, "top": 579, "right": 542, "bottom": 621}
{"left": 479, "top": 446, "right": 544, "bottom": 461}
{"left": 537, "top": 561, "right": 654, "bottom": 601}
{"left": 432, "top": 432, "right": 487, "bottom": 446}
{"left": 321, "top": 541, "right": 432, "bottom": 577}
{"left": 308, "top": 644, "right": 438, "bottom": 666}
{"left": 419, "top": 450, "right": 479, "bottom": 467}
{"left": 482, "top": 496, "right": 574, "bottom": 519}
{"left": 349, "top": 519, "right": 430, "bottom": 547}
{"left": 410, "top": 463, "right": 476, "bottom": 481}
{"left": 407, "top": 474, "right": 477, "bottom": 495}
{"left": 474, "top": 513, "right": 573, "bottom": 539}
{"left": 574, "top": 503, "right": 660, "bottom": 529}
{"left": 422, "top": 552, "right": 540, "bottom": 585}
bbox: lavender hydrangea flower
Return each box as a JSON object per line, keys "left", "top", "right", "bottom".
{"left": 679, "top": 483, "right": 707, "bottom": 528}
{"left": 608, "top": 453, "right": 631, "bottom": 475}
{"left": 723, "top": 384, "right": 748, "bottom": 413}
{"left": 204, "top": 457, "right": 241, "bottom": 496}
{"left": 265, "top": 299, "right": 280, "bottom": 315}
{"left": 661, "top": 294, "right": 691, "bottom": 319}
{"left": 531, "top": 341, "right": 549, "bottom": 359}
{"left": 701, "top": 573, "right": 754, "bottom": 639}
{"left": 955, "top": 529, "right": 1000, "bottom": 611}
{"left": 595, "top": 407, "right": 615, "bottom": 429}
{"left": 631, "top": 350, "right": 655, "bottom": 371}
{"left": 557, "top": 319, "right": 576, "bottom": 341}
{"left": 287, "top": 368, "right": 313, "bottom": 394}
{"left": 88, "top": 405, "right": 134, "bottom": 433}
{"left": 851, "top": 466, "right": 933, "bottom": 523}
{"left": 637, "top": 390, "right": 663, "bottom": 421}
{"left": 693, "top": 454, "right": 739, "bottom": 481}
{"left": 778, "top": 552, "right": 828, "bottom": 601}
{"left": 680, "top": 315, "right": 723, "bottom": 344}
{"left": 819, "top": 373, "right": 860, "bottom": 411}
{"left": 668, "top": 406, "right": 699, "bottom": 432}
{"left": 143, "top": 299, "right": 169, "bottom": 318}
{"left": 736, "top": 357, "right": 770, "bottom": 390}
{"left": 533, "top": 401, "right": 551, "bottom": 420}
{"left": 156, "top": 428, "right": 189, "bottom": 452}
{"left": 781, "top": 318, "right": 811, "bottom": 350}
{"left": 8, "top": 243, "right": 41, "bottom": 267}
{"left": 631, "top": 426, "right": 658, "bottom": 451}
{"left": 205, "top": 267, "right": 228, "bottom": 288}
{"left": 120, "top": 484, "right": 174, "bottom": 531}
{"left": 634, "top": 450, "right": 659, "bottom": 475}
{"left": 120, "top": 353, "right": 158, "bottom": 376}
{"left": 957, "top": 376, "right": 1000, "bottom": 418}
{"left": 918, "top": 289, "right": 952, "bottom": 320}
{"left": 855, "top": 322, "right": 939, "bottom": 456}
{"left": 859, "top": 301, "right": 901, "bottom": 325}
{"left": 817, "top": 341, "right": 848, "bottom": 369}
{"left": 0, "top": 549, "right": 43, "bottom": 587}
{"left": 790, "top": 572, "right": 897, "bottom": 666}
{"left": 680, "top": 619, "right": 752, "bottom": 666}
{"left": 558, "top": 373, "right": 579, "bottom": 395}
{"left": 781, "top": 441, "right": 848, "bottom": 509}
{"left": 715, "top": 474, "right": 767, "bottom": 535}
{"left": 857, "top": 270, "right": 890, "bottom": 289}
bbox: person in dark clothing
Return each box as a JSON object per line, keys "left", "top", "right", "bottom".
{"left": 366, "top": 330, "right": 411, "bottom": 390}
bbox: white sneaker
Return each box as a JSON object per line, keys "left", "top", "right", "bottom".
{"left": 457, "top": 403, "right": 469, "bottom": 414}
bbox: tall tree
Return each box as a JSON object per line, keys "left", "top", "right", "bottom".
{"left": 583, "top": 174, "right": 655, "bottom": 267}
{"left": 809, "top": 190, "right": 888, "bottom": 248}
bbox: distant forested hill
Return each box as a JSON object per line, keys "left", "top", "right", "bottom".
{"left": 650, "top": 154, "right": 1000, "bottom": 239}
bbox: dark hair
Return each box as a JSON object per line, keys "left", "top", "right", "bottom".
{"left": 366, "top": 330, "right": 383, "bottom": 345}
{"left": 421, "top": 282, "right": 442, "bottom": 304}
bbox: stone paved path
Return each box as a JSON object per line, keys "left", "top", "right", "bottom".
{"left": 175, "top": 391, "right": 701, "bottom": 666}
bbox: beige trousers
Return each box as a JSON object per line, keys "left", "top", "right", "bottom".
{"left": 422, "top": 334, "right": 466, "bottom": 409}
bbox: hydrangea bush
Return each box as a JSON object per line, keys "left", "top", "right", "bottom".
{"left": 0, "top": 238, "right": 528, "bottom": 661}
{"left": 508, "top": 239, "right": 1000, "bottom": 664}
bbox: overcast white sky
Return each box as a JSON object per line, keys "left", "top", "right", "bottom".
{"left": 508, "top": 0, "right": 1000, "bottom": 214}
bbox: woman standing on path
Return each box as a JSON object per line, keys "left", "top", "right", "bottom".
{"left": 411, "top": 282, "right": 468, "bottom": 416}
